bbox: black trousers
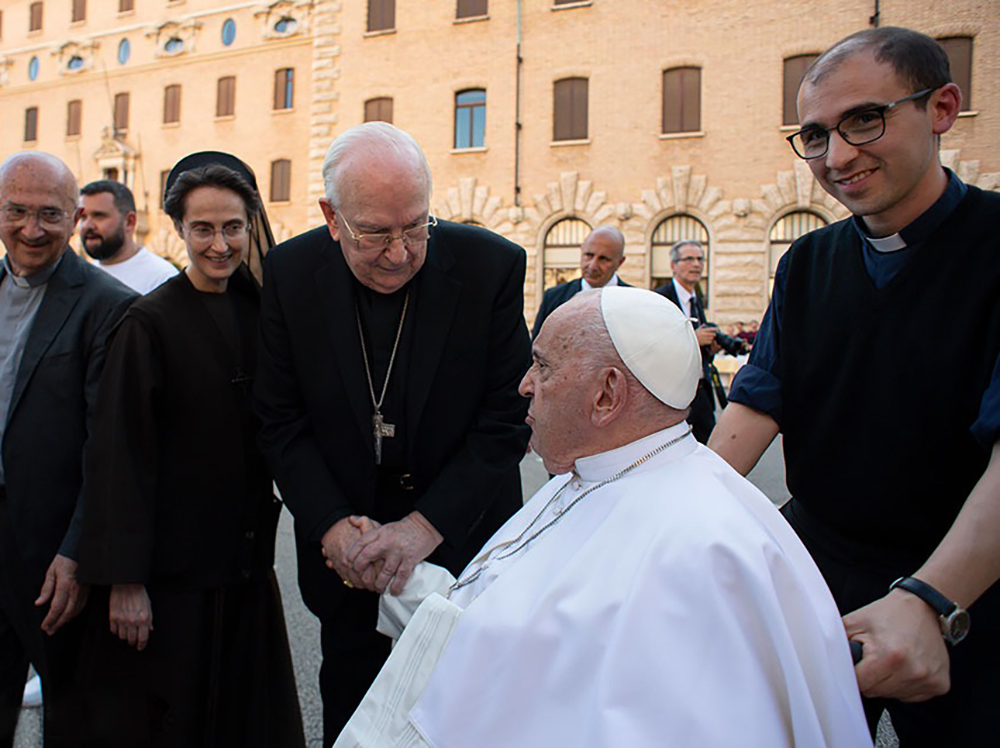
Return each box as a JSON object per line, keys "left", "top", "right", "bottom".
{"left": 318, "top": 591, "right": 390, "bottom": 747}
{"left": 688, "top": 378, "right": 716, "bottom": 444}
{"left": 782, "top": 499, "right": 999, "bottom": 746}
{"left": 0, "top": 487, "right": 86, "bottom": 748}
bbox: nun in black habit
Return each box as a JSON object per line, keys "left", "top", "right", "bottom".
{"left": 77, "top": 152, "right": 305, "bottom": 747}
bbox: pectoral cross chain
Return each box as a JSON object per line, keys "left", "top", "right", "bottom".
{"left": 373, "top": 411, "right": 396, "bottom": 466}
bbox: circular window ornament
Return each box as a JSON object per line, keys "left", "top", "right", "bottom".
{"left": 118, "top": 38, "right": 131, "bottom": 65}
{"left": 164, "top": 37, "right": 185, "bottom": 54}
{"left": 67, "top": 56, "right": 85, "bottom": 71}
{"left": 274, "top": 17, "right": 297, "bottom": 34}
{"left": 28, "top": 56, "right": 40, "bottom": 81}
{"left": 221, "top": 18, "right": 236, "bottom": 46}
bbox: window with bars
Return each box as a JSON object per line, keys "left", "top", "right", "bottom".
{"left": 938, "top": 36, "right": 973, "bottom": 111}
{"left": 114, "top": 92, "right": 129, "bottom": 133}
{"left": 364, "top": 97, "right": 393, "bottom": 123}
{"left": 650, "top": 215, "right": 710, "bottom": 296}
{"left": 29, "top": 2, "right": 43, "bottom": 32}
{"left": 457, "top": 0, "right": 487, "bottom": 18}
{"left": 553, "top": 77, "right": 588, "bottom": 141}
{"left": 25, "top": 107, "right": 39, "bottom": 142}
{"left": 71, "top": 0, "right": 86, "bottom": 23}
{"left": 119, "top": 0, "right": 133, "bottom": 12}
{"left": 542, "top": 217, "right": 592, "bottom": 290}
{"left": 768, "top": 211, "right": 827, "bottom": 295}
{"left": 66, "top": 99, "right": 81, "bottom": 136}
{"left": 368, "top": 0, "right": 395, "bottom": 32}
{"left": 163, "top": 85, "right": 181, "bottom": 124}
{"left": 217, "top": 76, "right": 236, "bottom": 117}
{"left": 274, "top": 68, "right": 294, "bottom": 110}
{"left": 454, "top": 89, "right": 486, "bottom": 148}
{"left": 270, "top": 159, "right": 291, "bottom": 202}
{"left": 783, "top": 54, "right": 818, "bottom": 126}
{"left": 662, "top": 67, "right": 701, "bottom": 134}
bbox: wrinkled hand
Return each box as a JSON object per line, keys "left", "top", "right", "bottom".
{"left": 321, "top": 516, "right": 382, "bottom": 590}
{"left": 109, "top": 583, "right": 153, "bottom": 651}
{"left": 36, "top": 554, "right": 89, "bottom": 635}
{"left": 844, "top": 589, "right": 951, "bottom": 702}
{"left": 347, "top": 512, "right": 444, "bottom": 596}
{"left": 695, "top": 326, "right": 718, "bottom": 348}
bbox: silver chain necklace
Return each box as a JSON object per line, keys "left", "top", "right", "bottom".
{"left": 356, "top": 290, "right": 409, "bottom": 465}
{"left": 450, "top": 427, "right": 692, "bottom": 595}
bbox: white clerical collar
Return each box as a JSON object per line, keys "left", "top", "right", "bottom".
{"left": 866, "top": 233, "right": 907, "bottom": 253}
{"left": 581, "top": 274, "right": 620, "bottom": 291}
{"left": 574, "top": 422, "right": 694, "bottom": 483}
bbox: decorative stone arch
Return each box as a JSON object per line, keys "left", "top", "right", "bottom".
{"left": 432, "top": 177, "right": 510, "bottom": 233}
{"left": 517, "top": 171, "right": 623, "bottom": 315}
{"left": 942, "top": 149, "right": 1000, "bottom": 192}
{"left": 631, "top": 165, "right": 729, "bottom": 300}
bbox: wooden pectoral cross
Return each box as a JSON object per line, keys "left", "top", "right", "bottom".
{"left": 373, "top": 411, "right": 396, "bottom": 465}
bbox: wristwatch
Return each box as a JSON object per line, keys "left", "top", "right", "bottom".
{"left": 889, "top": 576, "right": 971, "bottom": 645}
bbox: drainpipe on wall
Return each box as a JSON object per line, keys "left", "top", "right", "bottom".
{"left": 514, "top": 0, "right": 523, "bottom": 207}
{"left": 869, "top": 0, "right": 881, "bottom": 27}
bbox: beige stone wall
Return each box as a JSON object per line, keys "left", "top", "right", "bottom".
{"left": 2, "top": 0, "right": 997, "bottom": 326}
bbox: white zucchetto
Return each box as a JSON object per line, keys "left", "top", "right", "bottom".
{"left": 600, "top": 286, "right": 701, "bottom": 409}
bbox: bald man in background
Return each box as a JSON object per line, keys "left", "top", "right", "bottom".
{"left": 0, "top": 152, "right": 135, "bottom": 745}
{"left": 531, "top": 226, "right": 628, "bottom": 339}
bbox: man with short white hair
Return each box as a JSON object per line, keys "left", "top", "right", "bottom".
{"left": 255, "top": 122, "right": 531, "bottom": 745}
{"left": 336, "top": 287, "right": 872, "bottom": 748}
{"left": 78, "top": 180, "right": 177, "bottom": 294}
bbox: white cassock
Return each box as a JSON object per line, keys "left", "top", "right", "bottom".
{"left": 339, "top": 423, "right": 873, "bottom": 748}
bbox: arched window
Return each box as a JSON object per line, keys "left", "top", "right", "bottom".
{"left": 768, "top": 211, "right": 827, "bottom": 295}
{"left": 542, "top": 217, "right": 591, "bottom": 290}
{"left": 650, "top": 214, "right": 710, "bottom": 299}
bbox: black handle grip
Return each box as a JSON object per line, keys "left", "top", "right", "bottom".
{"left": 849, "top": 640, "right": 864, "bottom": 665}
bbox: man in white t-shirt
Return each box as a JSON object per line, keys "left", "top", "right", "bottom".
{"left": 79, "top": 180, "right": 177, "bottom": 294}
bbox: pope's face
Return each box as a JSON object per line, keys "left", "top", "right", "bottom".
{"left": 518, "top": 311, "right": 594, "bottom": 475}
{"left": 796, "top": 51, "right": 956, "bottom": 236}
{"left": 321, "top": 156, "right": 430, "bottom": 294}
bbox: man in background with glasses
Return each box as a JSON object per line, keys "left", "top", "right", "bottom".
{"left": 711, "top": 27, "right": 999, "bottom": 744}
{"left": 255, "top": 122, "right": 531, "bottom": 745}
{"left": 0, "top": 152, "right": 135, "bottom": 744}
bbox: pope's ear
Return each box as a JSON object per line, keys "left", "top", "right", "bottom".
{"left": 592, "top": 366, "right": 627, "bottom": 427}
{"left": 319, "top": 198, "right": 341, "bottom": 242}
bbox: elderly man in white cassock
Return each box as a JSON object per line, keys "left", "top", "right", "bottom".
{"left": 335, "top": 287, "right": 872, "bottom": 748}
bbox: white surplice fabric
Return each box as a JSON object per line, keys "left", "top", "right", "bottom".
{"left": 409, "top": 423, "right": 872, "bottom": 748}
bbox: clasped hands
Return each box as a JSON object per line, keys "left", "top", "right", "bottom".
{"left": 322, "top": 512, "right": 443, "bottom": 596}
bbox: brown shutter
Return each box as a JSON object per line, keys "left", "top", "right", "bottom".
{"left": 270, "top": 160, "right": 291, "bottom": 202}
{"left": 217, "top": 76, "right": 236, "bottom": 117}
{"left": 119, "top": 0, "right": 134, "bottom": 11}
{"left": 164, "top": 85, "right": 181, "bottom": 124}
{"left": 1, "top": 10, "right": 5, "bottom": 40}
{"left": 66, "top": 99, "right": 82, "bottom": 136}
{"left": 368, "top": 0, "right": 395, "bottom": 32}
{"left": 938, "top": 37, "right": 973, "bottom": 111}
{"left": 29, "top": 2, "right": 43, "bottom": 31}
{"left": 457, "top": 0, "right": 487, "bottom": 18}
{"left": 114, "top": 92, "right": 129, "bottom": 132}
{"left": 364, "top": 97, "right": 393, "bottom": 123}
{"left": 72, "top": 0, "right": 86, "bottom": 23}
{"left": 554, "top": 78, "right": 588, "bottom": 141}
{"left": 25, "top": 107, "right": 38, "bottom": 141}
{"left": 783, "top": 55, "right": 817, "bottom": 126}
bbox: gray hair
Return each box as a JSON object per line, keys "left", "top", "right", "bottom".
{"left": 321, "top": 122, "right": 433, "bottom": 208}
{"left": 669, "top": 240, "right": 703, "bottom": 264}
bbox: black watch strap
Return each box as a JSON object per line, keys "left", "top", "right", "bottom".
{"left": 889, "top": 576, "right": 956, "bottom": 616}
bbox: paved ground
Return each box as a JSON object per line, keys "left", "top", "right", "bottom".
{"left": 15, "top": 436, "right": 896, "bottom": 746}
